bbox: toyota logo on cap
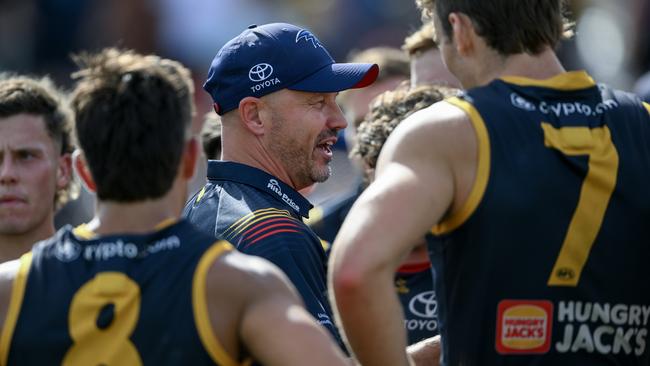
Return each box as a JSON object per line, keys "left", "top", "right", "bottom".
{"left": 248, "top": 63, "right": 274, "bottom": 82}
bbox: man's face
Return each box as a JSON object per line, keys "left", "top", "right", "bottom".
{"left": 432, "top": 12, "right": 477, "bottom": 89}
{"left": 264, "top": 90, "right": 347, "bottom": 190}
{"left": 0, "top": 114, "right": 67, "bottom": 235}
{"left": 432, "top": 13, "right": 461, "bottom": 84}
{"left": 411, "top": 47, "right": 460, "bottom": 88}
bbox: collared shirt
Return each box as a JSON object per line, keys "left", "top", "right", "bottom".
{"left": 183, "top": 161, "right": 345, "bottom": 351}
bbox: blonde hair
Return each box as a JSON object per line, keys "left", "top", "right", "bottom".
{"left": 402, "top": 23, "right": 438, "bottom": 57}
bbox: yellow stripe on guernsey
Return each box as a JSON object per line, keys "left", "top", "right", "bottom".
{"left": 500, "top": 70, "right": 596, "bottom": 91}
{"left": 0, "top": 253, "right": 33, "bottom": 366}
{"left": 643, "top": 102, "right": 650, "bottom": 116}
{"left": 192, "top": 241, "right": 251, "bottom": 366}
{"left": 73, "top": 223, "right": 97, "bottom": 240}
{"left": 195, "top": 187, "right": 207, "bottom": 204}
{"left": 222, "top": 208, "right": 293, "bottom": 239}
{"left": 431, "top": 97, "right": 491, "bottom": 235}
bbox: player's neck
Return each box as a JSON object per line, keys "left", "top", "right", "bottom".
{"left": 0, "top": 219, "right": 55, "bottom": 262}
{"left": 88, "top": 197, "right": 181, "bottom": 236}
{"left": 492, "top": 47, "right": 565, "bottom": 84}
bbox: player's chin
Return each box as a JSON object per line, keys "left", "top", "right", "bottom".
{"left": 310, "top": 164, "right": 331, "bottom": 183}
{"left": 0, "top": 217, "right": 33, "bottom": 235}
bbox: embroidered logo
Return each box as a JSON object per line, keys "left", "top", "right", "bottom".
{"left": 296, "top": 29, "right": 323, "bottom": 48}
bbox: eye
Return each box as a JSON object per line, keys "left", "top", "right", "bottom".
{"left": 17, "top": 150, "right": 36, "bottom": 160}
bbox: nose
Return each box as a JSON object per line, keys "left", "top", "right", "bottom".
{"left": 327, "top": 102, "right": 348, "bottom": 132}
{"left": 0, "top": 154, "right": 18, "bottom": 185}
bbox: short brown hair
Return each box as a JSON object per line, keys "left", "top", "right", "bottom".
{"left": 416, "top": 0, "right": 573, "bottom": 55}
{"left": 352, "top": 84, "right": 458, "bottom": 180}
{"left": 201, "top": 111, "right": 222, "bottom": 160}
{"left": 403, "top": 23, "right": 437, "bottom": 57}
{"left": 0, "top": 74, "right": 75, "bottom": 208}
{"left": 71, "top": 48, "right": 195, "bottom": 202}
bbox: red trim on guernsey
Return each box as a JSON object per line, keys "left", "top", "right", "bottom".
{"left": 246, "top": 229, "right": 301, "bottom": 247}
{"left": 396, "top": 261, "right": 431, "bottom": 274}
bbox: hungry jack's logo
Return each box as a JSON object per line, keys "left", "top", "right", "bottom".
{"left": 496, "top": 300, "right": 553, "bottom": 354}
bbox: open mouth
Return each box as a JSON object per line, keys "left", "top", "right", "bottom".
{"left": 315, "top": 140, "right": 334, "bottom": 160}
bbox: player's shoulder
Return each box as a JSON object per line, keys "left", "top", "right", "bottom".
{"left": 381, "top": 97, "right": 475, "bottom": 162}
{"left": 204, "top": 245, "right": 298, "bottom": 301}
{"left": 403, "top": 97, "right": 470, "bottom": 128}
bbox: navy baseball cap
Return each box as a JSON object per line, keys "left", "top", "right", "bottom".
{"left": 204, "top": 22, "right": 379, "bottom": 115}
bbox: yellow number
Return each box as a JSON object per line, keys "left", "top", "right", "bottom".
{"left": 541, "top": 123, "right": 619, "bottom": 286}
{"left": 63, "top": 272, "right": 143, "bottom": 365}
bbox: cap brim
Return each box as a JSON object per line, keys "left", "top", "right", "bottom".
{"left": 288, "top": 63, "right": 379, "bottom": 93}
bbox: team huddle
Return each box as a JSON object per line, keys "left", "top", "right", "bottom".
{"left": 0, "top": 0, "right": 649, "bottom": 365}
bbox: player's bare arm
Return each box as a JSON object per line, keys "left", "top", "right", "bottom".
{"left": 329, "top": 100, "right": 477, "bottom": 366}
{"left": 207, "top": 250, "right": 349, "bottom": 366}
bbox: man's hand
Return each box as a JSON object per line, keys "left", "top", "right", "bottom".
{"left": 407, "top": 335, "right": 441, "bottom": 366}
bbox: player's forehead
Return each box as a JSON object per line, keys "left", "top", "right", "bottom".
{"left": 0, "top": 114, "right": 54, "bottom": 150}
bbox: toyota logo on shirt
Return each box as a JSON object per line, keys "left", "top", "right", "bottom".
{"left": 409, "top": 291, "right": 438, "bottom": 318}
{"left": 249, "top": 63, "right": 274, "bottom": 82}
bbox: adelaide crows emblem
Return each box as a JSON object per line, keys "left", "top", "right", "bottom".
{"left": 295, "top": 29, "right": 323, "bottom": 49}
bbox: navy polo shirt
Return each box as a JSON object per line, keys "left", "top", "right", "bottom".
{"left": 183, "top": 161, "right": 345, "bottom": 351}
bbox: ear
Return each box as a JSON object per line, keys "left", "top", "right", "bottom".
{"left": 56, "top": 153, "right": 72, "bottom": 191}
{"left": 238, "top": 96, "right": 267, "bottom": 136}
{"left": 181, "top": 137, "right": 200, "bottom": 180}
{"left": 448, "top": 12, "right": 476, "bottom": 56}
{"left": 72, "top": 150, "right": 97, "bottom": 193}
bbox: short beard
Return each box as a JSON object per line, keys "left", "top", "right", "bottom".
{"left": 311, "top": 164, "right": 331, "bottom": 183}
{"left": 267, "top": 112, "right": 333, "bottom": 189}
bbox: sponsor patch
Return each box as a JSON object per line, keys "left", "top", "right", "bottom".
{"left": 496, "top": 299, "right": 553, "bottom": 354}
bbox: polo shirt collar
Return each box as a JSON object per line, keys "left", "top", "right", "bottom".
{"left": 207, "top": 160, "right": 313, "bottom": 218}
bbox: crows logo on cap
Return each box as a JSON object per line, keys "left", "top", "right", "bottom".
{"left": 295, "top": 29, "right": 323, "bottom": 49}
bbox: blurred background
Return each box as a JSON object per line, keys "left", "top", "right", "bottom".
{"left": 1, "top": 0, "right": 649, "bottom": 119}
{"left": 1, "top": 0, "right": 649, "bottom": 215}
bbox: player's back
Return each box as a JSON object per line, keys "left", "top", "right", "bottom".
{"left": 0, "top": 220, "right": 243, "bottom": 366}
{"left": 430, "top": 71, "right": 650, "bottom": 365}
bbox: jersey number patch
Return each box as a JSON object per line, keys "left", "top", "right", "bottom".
{"left": 541, "top": 123, "right": 619, "bottom": 287}
{"left": 63, "top": 272, "right": 143, "bottom": 365}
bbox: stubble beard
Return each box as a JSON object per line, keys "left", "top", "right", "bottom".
{"left": 268, "top": 115, "right": 332, "bottom": 189}
{"left": 0, "top": 207, "right": 48, "bottom": 237}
